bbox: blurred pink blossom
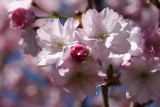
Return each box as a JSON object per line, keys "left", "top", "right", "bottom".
{"left": 105, "top": 0, "right": 159, "bottom": 28}
{"left": 7, "top": 0, "right": 36, "bottom": 29}
{"left": 120, "top": 55, "right": 160, "bottom": 104}
{"left": 19, "top": 28, "right": 40, "bottom": 56}
{"left": 51, "top": 59, "right": 105, "bottom": 100}
{"left": 2, "top": 63, "right": 22, "bottom": 90}
{"left": 144, "top": 26, "right": 160, "bottom": 57}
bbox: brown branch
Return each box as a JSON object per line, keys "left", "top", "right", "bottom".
{"left": 101, "top": 84, "right": 109, "bottom": 107}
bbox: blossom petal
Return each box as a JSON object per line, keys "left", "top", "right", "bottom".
{"left": 100, "top": 8, "right": 119, "bottom": 33}
{"left": 110, "top": 40, "right": 131, "bottom": 54}
{"left": 80, "top": 79, "right": 97, "bottom": 98}
{"left": 37, "top": 51, "right": 61, "bottom": 66}
{"left": 51, "top": 70, "right": 70, "bottom": 86}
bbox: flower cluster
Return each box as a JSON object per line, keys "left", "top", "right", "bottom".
{"left": 5, "top": 0, "right": 160, "bottom": 105}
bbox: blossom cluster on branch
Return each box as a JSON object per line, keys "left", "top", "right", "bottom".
{"left": 3, "top": 0, "right": 160, "bottom": 106}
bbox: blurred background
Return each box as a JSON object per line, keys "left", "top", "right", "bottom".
{"left": 0, "top": 0, "right": 160, "bottom": 107}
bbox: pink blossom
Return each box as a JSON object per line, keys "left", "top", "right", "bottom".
{"left": 102, "top": 21, "right": 144, "bottom": 70}
{"left": 105, "top": 0, "right": 143, "bottom": 16}
{"left": 7, "top": 0, "right": 36, "bottom": 29}
{"left": 0, "top": 2, "right": 9, "bottom": 32}
{"left": 144, "top": 26, "right": 160, "bottom": 57}
{"left": 126, "top": 21, "right": 144, "bottom": 56}
{"left": 51, "top": 59, "right": 105, "bottom": 100}
{"left": 101, "top": 53, "right": 131, "bottom": 71}
{"left": 0, "top": 28, "right": 22, "bottom": 55}
{"left": 0, "top": 1, "right": 22, "bottom": 54}
{"left": 36, "top": 18, "right": 79, "bottom": 67}
{"left": 3, "top": 63, "right": 22, "bottom": 89}
{"left": 76, "top": 8, "right": 132, "bottom": 61}
{"left": 105, "top": 0, "right": 159, "bottom": 28}
{"left": 70, "top": 44, "right": 88, "bottom": 62}
{"left": 10, "top": 8, "right": 35, "bottom": 29}
{"left": 120, "top": 56, "right": 160, "bottom": 104}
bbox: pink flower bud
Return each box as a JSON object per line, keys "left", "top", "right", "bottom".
{"left": 11, "top": 8, "right": 35, "bottom": 29}
{"left": 70, "top": 44, "right": 88, "bottom": 62}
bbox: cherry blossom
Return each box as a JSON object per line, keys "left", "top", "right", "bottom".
{"left": 36, "top": 18, "right": 79, "bottom": 67}
{"left": 144, "top": 26, "right": 160, "bottom": 57}
{"left": 51, "top": 59, "right": 105, "bottom": 100}
{"left": 2, "top": 0, "right": 160, "bottom": 105}
{"left": 7, "top": 0, "right": 36, "bottom": 29}
{"left": 120, "top": 55, "right": 160, "bottom": 104}
{"left": 102, "top": 20, "right": 144, "bottom": 70}
{"left": 10, "top": 8, "right": 36, "bottom": 29}
{"left": 76, "top": 8, "right": 131, "bottom": 61}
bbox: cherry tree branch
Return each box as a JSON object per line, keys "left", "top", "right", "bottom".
{"left": 101, "top": 65, "right": 114, "bottom": 107}
{"left": 102, "top": 85, "right": 109, "bottom": 107}
{"left": 32, "top": 1, "right": 69, "bottom": 19}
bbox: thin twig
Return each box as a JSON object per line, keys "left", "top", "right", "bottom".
{"left": 32, "top": 1, "right": 69, "bottom": 19}
{"left": 32, "top": 1, "right": 53, "bottom": 15}
{"left": 101, "top": 65, "right": 114, "bottom": 107}
{"left": 102, "top": 85, "right": 109, "bottom": 107}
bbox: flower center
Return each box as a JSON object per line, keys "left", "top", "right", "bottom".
{"left": 98, "top": 34, "right": 107, "bottom": 40}
{"left": 52, "top": 38, "right": 65, "bottom": 51}
{"left": 73, "top": 72, "right": 85, "bottom": 82}
{"left": 54, "top": 42, "right": 64, "bottom": 49}
{"left": 137, "top": 72, "right": 150, "bottom": 81}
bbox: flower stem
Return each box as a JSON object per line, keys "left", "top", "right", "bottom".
{"left": 32, "top": 1, "right": 69, "bottom": 19}
{"left": 0, "top": 53, "right": 6, "bottom": 71}
{"left": 32, "top": 1, "right": 53, "bottom": 15}
{"left": 159, "top": 11, "right": 160, "bottom": 27}
{"left": 36, "top": 16, "right": 57, "bottom": 19}
{"left": 101, "top": 85, "right": 109, "bottom": 107}
{"left": 101, "top": 65, "right": 114, "bottom": 107}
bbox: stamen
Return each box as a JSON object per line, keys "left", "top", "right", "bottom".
{"left": 137, "top": 72, "right": 150, "bottom": 82}
{"left": 98, "top": 34, "right": 107, "bottom": 39}
{"left": 52, "top": 40, "right": 65, "bottom": 51}
{"left": 73, "top": 72, "right": 85, "bottom": 82}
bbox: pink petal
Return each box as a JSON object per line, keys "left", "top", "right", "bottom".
{"left": 52, "top": 70, "right": 70, "bottom": 86}
{"left": 110, "top": 40, "right": 131, "bottom": 54}
{"left": 37, "top": 51, "right": 61, "bottom": 66}
{"left": 65, "top": 82, "right": 86, "bottom": 101}
{"left": 100, "top": 8, "right": 119, "bottom": 33}
{"left": 80, "top": 79, "right": 97, "bottom": 98}
{"left": 52, "top": 19, "right": 63, "bottom": 38}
